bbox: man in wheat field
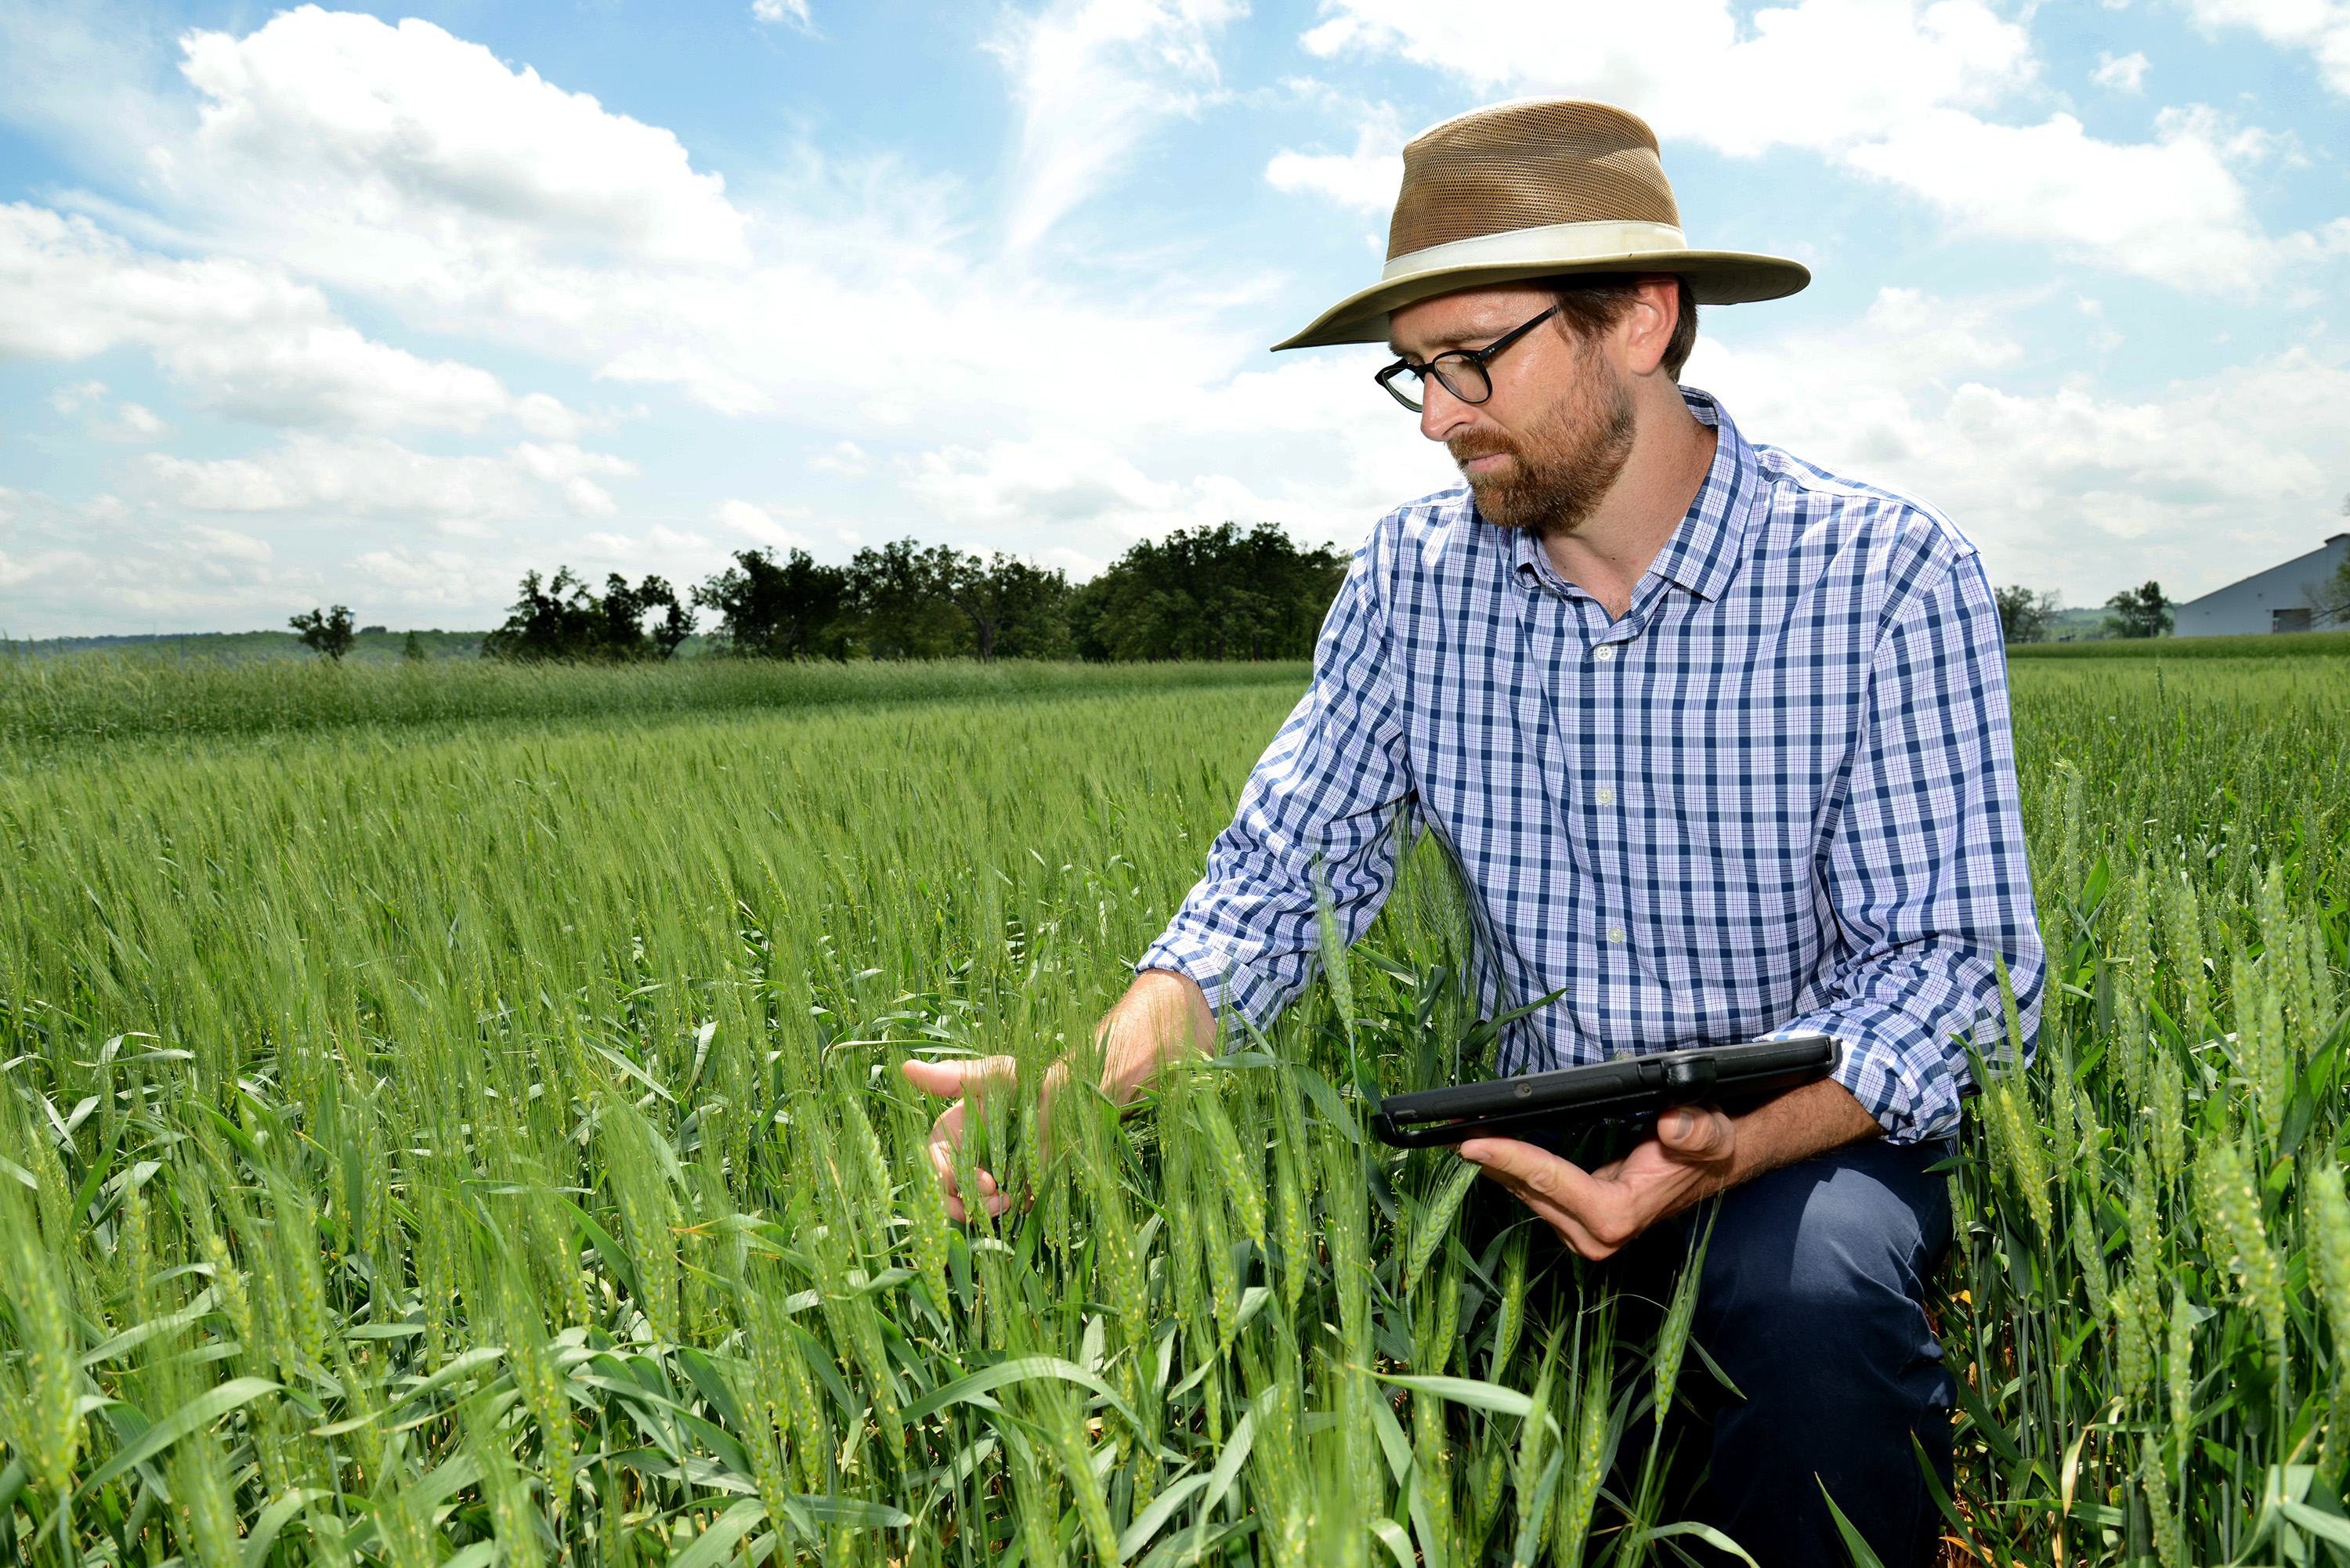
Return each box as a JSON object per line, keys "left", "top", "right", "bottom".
{"left": 909, "top": 99, "right": 2044, "bottom": 1566}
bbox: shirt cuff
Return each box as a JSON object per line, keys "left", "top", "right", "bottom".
{"left": 1765, "top": 1006, "right": 1972, "bottom": 1146}
{"left": 1134, "top": 931, "right": 1298, "bottom": 1035}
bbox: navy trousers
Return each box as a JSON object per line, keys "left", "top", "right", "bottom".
{"left": 1616, "top": 1136, "right": 1958, "bottom": 1568}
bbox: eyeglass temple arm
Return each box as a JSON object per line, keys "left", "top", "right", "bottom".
{"left": 1383, "top": 302, "right": 1560, "bottom": 378}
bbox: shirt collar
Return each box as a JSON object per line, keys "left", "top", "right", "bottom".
{"left": 1499, "top": 386, "right": 1757, "bottom": 607}
{"left": 1639, "top": 386, "right": 1753, "bottom": 605}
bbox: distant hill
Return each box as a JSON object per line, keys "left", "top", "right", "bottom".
{"left": 0, "top": 628, "right": 729, "bottom": 661}
{"left": 2039, "top": 607, "right": 2111, "bottom": 642}
{"left": 3, "top": 629, "right": 489, "bottom": 662}
{"left": 2008, "top": 626, "right": 2350, "bottom": 659}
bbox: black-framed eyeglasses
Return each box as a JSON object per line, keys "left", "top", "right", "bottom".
{"left": 1374, "top": 305, "right": 1560, "bottom": 413}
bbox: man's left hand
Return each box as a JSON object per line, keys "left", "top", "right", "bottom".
{"left": 1459, "top": 1078, "right": 1885, "bottom": 1259}
{"left": 1459, "top": 1106, "right": 1738, "bottom": 1260}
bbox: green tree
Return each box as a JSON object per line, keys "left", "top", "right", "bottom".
{"left": 935, "top": 551, "right": 1073, "bottom": 661}
{"left": 289, "top": 605, "right": 356, "bottom": 661}
{"left": 481, "top": 569, "right": 694, "bottom": 662}
{"left": 835, "top": 541, "right": 1075, "bottom": 660}
{"left": 2309, "top": 554, "right": 2350, "bottom": 627}
{"left": 693, "top": 548, "right": 851, "bottom": 659}
{"left": 1994, "top": 585, "right": 2061, "bottom": 644}
{"left": 2102, "top": 580, "right": 2172, "bottom": 639}
{"left": 1068, "top": 522, "right": 1347, "bottom": 662}
{"left": 619, "top": 575, "right": 695, "bottom": 658}
{"left": 844, "top": 540, "right": 966, "bottom": 659}
{"left": 401, "top": 630, "right": 427, "bottom": 663}
{"left": 2314, "top": 495, "right": 2350, "bottom": 627}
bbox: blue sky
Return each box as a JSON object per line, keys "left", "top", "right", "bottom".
{"left": 1, "top": 0, "right": 2345, "bottom": 636}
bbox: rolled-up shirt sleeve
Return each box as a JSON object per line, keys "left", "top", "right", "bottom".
{"left": 1137, "top": 544, "right": 1419, "bottom": 1024}
{"left": 1777, "top": 550, "right": 2044, "bottom": 1143}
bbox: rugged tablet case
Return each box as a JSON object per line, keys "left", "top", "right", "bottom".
{"left": 1371, "top": 1034, "right": 1839, "bottom": 1148}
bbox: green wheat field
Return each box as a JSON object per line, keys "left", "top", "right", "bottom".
{"left": 0, "top": 649, "right": 2345, "bottom": 1566}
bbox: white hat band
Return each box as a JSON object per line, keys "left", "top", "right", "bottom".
{"left": 1381, "top": 219, "right": 1693, "bottom": 283}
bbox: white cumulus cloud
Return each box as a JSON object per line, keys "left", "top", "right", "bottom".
{"left": 1294, "top": 0, "right": 2335, "bottom": 294}
{"left": 0, "top": 202, "right": 585, "bottom": 434}
{"left": 175, "top": 7, "right": 750, "bottom": 270}
{"left": 2184, "top": 0, "right": 2350, "bottom": 96}
{"left": 1683, "top": 289, "right": 2350, "bottom": 602}
{"left": 184, "top": 523, "right": 273, "bottom": 564}
{"left": 1836, "top": 108, "right": 2289, "bottom": 293}
{"left": 129, "top": 434, "right": 634, "bottom": 526}
{"left": 713, "top": 498, "right": 812, "bottom": 550}
{"left": 1301, "top": 0, "right": 2034, "bottom": 157}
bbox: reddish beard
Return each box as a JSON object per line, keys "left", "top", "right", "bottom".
{"left": 1449, "top": 341, "right": 1637, "bottom": 537}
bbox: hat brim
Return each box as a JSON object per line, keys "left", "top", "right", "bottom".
{"left": 1271, "top": 249, "right": 1810, "bottom": 352}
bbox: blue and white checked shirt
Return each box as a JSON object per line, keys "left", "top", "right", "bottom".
{"left": 1139, "top": 389, "right": 2043, "bottom": 1144}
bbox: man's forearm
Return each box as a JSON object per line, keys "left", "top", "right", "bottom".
{"left": 1094, "top": 967, "right": 1217, "bottom": 1103}
{"left": 1714, "top": 1077, "right": 1882, "bottom": 1194}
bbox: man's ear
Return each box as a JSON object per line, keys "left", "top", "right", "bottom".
{"left": 1620, "top": 278, "right": 1679, "bottom": 377}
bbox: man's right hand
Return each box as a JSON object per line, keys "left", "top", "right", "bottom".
{"left": 902, "top": 967, "right": 1217, "bottom": 1223}
{"left": 900, "top": 1054, "right": 1047, "bottom": 1222}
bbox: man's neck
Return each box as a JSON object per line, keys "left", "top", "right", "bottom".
{"left": 1539, "top": 386, "right": 1717, "bottom": 622}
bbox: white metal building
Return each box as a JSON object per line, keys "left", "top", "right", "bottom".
{"left": 2172, "top": 532, "right": 2350, "bottom": 637}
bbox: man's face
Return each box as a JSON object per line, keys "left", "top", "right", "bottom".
{"left": 1386, "top": 285, "right": 1637, "bottom": 538}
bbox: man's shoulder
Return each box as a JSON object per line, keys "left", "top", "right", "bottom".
{"left": 1744, "top": 440, "right": 1981, "bottom": 573}
{"left": 1371, "top": 482, "right": 1480, "bottom": 540}
{"left": 1359, "top": 484, "right": 1504, "bottom": 578}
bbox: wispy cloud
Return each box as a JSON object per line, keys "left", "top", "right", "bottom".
{"left": 1265, "top": 101, "right": 1403, "bottom": 214}
{"left": 751, "top": 0, "right": 817, "bottom": 31}
{"left": 991, "top": 0, "right": 1243, "bottom": 251}
{"left": 2092, "top": 50, "right": 2150, "bottom": 91}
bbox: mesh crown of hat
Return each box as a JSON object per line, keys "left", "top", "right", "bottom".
{"left": 1387, "top": 100, "right": 1683, "bottom": 262}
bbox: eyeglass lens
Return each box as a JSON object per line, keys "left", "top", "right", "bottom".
{"left": 1383, "top": 354, "right": 1491, "bottom": 413}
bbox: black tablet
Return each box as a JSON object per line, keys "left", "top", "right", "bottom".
{"left": 1371, "top": 1034, "right": 1840, "bottom": 1148}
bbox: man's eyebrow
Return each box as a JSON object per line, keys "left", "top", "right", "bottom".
{"left": 1387, "top": 328, "right": 1494, "bottom": 358}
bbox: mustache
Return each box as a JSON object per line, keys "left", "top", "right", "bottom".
{"left": 1448, "top": 433, "right": 1519, "bottom": 466}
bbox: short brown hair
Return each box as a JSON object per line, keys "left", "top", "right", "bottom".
{"left": 1538, "top": 273, "right": 1698, "bottom": 381}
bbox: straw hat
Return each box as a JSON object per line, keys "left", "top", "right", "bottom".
{"left": 1273, "top": 99, "right": 1810, "bottom": 351}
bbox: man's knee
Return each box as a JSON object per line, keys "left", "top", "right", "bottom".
{"left": 1689, "top": 1140, "right": 1958, "bottom": 1568}
{"left": 1699, "top": 1137, "right": 1951, "bottom": 1326}
{"left": 1692, "top": 1138, "right": 1956, "bottom": 1443}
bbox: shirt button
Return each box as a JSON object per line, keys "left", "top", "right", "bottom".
{"left": 1595, "top": 786, "right": 1615, "bottom": 806}
{"left": 1607, "top": 926, "right": 1625, "bottom": 943}
{"left": 1593, "top": 645, "right": 1615, "bottom": 662}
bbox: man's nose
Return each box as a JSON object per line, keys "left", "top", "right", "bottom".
{"left": 1418, "top": 377, "right": 1473, "bottom": 443}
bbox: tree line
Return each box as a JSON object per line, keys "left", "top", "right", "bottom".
{"left": 1994, "top": 580, "right": 2174, "bottom": 643}
{"left": 1996, "top": 501, "right": 2350, "bottom": 644}
{"left": 450, "top": 522, "right": 1349, "bottom": 663}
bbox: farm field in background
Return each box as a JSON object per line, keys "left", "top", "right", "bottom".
{"left": 0, "top": 654, "right": 1310, "bottom": 750}
{"left": 2006, "top": 628, "right": 2350, "bottom": 661}
{"left": 0, "top": 653, "right": 2346, "bottom": 1565}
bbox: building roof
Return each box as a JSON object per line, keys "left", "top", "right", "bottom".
{"left": 2178, "top": 533, "right": 2348, "bottom": 609}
